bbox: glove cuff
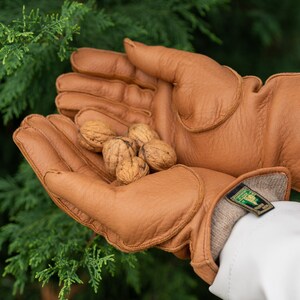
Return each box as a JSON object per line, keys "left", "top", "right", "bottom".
{"left": 191, "top": 167, "right": 291, "bottom": 285}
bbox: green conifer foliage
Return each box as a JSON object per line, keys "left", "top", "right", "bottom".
{"left": 194, "top": 0, "right": 300, "bottom": 79}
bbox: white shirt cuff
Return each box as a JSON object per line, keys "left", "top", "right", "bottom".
{"left": 209, "top": 201, "right": 300, "bottom": 300}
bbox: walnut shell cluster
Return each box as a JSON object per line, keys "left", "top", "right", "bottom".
{"left": 78, "top": 121, "right": 177, "bottom": 185}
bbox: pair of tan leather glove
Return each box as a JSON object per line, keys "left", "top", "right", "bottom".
{"left": 14, "top": 38, "right": 298, "bottom": 284}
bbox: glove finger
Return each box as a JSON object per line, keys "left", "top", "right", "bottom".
{"left": 70, "top": 47, "right": 157, "bottom": 89}
{"left": 47, "top": 114, "right": 113, "bottom": 182}
{"left": 56, "top": 91, "right": 151, "bottom": 125}
{"left": 44, "top": 165, "right": 203, "bottom": 251}
{"left": 13, "top": 123, "right": 108, "bottom": 227}
{"left": 14, "top": 126, "right": 70, "bottom": 178}
{"left": 75, "top": 107, "right": 151, "bottom": 136}
{"left": 18, "top": 114, "right": 107, "bottom": 180}
{"left": 75, "top": 107, "right": 128, "bottom": 135}
{"left": 56, "top": 73, "right": 154, "bottom": 112}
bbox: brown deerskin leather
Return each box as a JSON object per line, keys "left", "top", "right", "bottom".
{"left": 55, "top": 38, "right": 300, "bottom": 191}
{"left": 13, "top": 114, "right": 291, "bottom": 284}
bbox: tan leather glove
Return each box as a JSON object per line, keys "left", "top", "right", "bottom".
{"left": 13, "top": 114, "right": 291, "bottom": 284}
{"left": 56, "top": 39, "right": 300, "bottom": 191}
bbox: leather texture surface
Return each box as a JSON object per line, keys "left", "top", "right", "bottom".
{"left": 56, "top": 39, "right": 300, "bottom": 191}
{"left": 13, "top": 114, "right": 291, "bottom": 284}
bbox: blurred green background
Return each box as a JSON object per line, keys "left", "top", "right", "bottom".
{"left": 0, "top": 0, "right": 299, "bottom": 299}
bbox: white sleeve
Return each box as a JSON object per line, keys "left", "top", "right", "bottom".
{"left": 209, "top": 201, "right": 300, "bottom": 300}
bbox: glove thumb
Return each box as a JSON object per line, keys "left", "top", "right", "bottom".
{"left": 44, "top": 170, "right": 114, "bottom": 220}
{"left": 44, "top": 166, "right": 204, "bottom": 252}
{"left": 124, "top": 38, "right": 189, "bottom": 84}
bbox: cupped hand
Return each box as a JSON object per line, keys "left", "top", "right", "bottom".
{"left": 55, "top": 39, "right": 300, "bottom": 191}
{"left": 55, "top": 39, "right": 242, "bottom": 170}
{"left": 13, "top": 114, "right": 207, "bottom": 252}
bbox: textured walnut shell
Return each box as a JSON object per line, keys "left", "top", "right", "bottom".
{"left": 102, "top": 137, "right": 137, "bottom": 176}
{"left": 139, "top": 139, "right": 177, "bottom": 171}
{"left": 79, "top": 120, "right": 116, "bottom": 152}
{"left": 127, "top": 123, "right": 160, "bottom": 148}
{"left": 78, "top": 133, "right": 96, "bottom": 151}
{"left": 116, "top": 156, "right": 149, "bottom": 185}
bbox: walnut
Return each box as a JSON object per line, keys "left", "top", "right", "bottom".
{"left": 78, "top": 120, "right": 116, "bottom": 152}
{"left": 139, "top": 139, "right": 177, "bottom": 171}
{"left": 127, "top": 123, "right": 160, "bottom": 148}
{"left": 78, "top": 133, "right": 95, "bottom": 151}
{"left": 102, "top": 137, "right": 137, "bottom": 176}
{"left": 116, "top": 156, "right": 149, "bottom": 185}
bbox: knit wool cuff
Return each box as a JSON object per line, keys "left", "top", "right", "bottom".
{"left": 210, "top": 173, "right": 289, "bottom": 261}
{"left": 211, "top": 199, "right": 246, "bottom": 261}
